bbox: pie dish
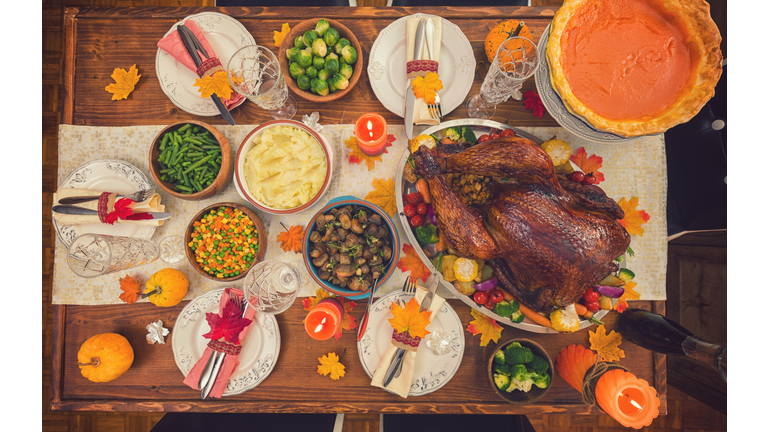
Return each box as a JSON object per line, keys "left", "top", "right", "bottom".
{"left": 547, "top": 0, "right": 722, "bottom": 137}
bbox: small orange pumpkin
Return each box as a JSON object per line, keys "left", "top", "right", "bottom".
{"left": 77, "top": 333, "right": 134, "bottom": 383}
{"left": 145, "top": 268, "right": 189, "bottom": 307}
{"left": 484, "top": 20, "right": 533, "bottom": 63}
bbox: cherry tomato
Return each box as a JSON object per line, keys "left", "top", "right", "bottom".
{"left": 416, "top": 202, "right": 429, "bottom": 216}
{"left": 585, "top": 300, "right": 600, "bottom": 312}
{"left": 568, "top": 172, "right": 585, "bottom": 183}
{"left": 490, "top": 132, "right": 500, "bottom": 140}
{"left": 582, "top": 173, "right": 597, "bottom": 185}
{"left": 490, "top": 289, "right": 505, "bottom": 303}
{"left": 499, "top": 128, "right": 516, "bottom": 138}
{"left": 484, "top": 299, "right": 495, "bottom": 309}
{"left": 473, "top": 291, "right": 489, "bottom": 305}
{"left": 410, "top": 214, "right": 424, "bottom": 227}
{"left": 403, "top": 203, "right": 416, "bottom": 218}
{"left": 407, "top": 192, "right": 423, "bottom": 205}
{"left": 477, "top": 134, "right": 491, "bottom": 143}
{"left": 582, "top": 288, "right": 599, "bottom": 303}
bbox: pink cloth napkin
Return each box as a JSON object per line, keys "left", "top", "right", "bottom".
{"left": 157, "top": 20, "right": 244, "bottom": 110}
{"left": 182, "top": 287, "right": 257, "bottom": 398}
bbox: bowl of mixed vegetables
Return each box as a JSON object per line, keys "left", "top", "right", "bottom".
{"left": 487, "top": 338, "right": 554, "bottom": 404}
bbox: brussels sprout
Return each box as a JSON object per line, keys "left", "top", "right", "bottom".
{"left": 315, "top": 19, "right": 330, "bottom": 37}
{"left": 306, "top": 66, "right": 318, "bottom": 79}
{"left": 286, "top": 47, "right": 300, "bottom": 63}
{"left": 334, "top": 38, "right": 351, "bottom": 55}
{"left": 311, "top": 78, "right": 329, "bottom": 96}
{"left": 339, "top": 63, "right": 354, "bottom": 80}
{"left": 328, "top": 74, "right": 349, "bottom": 92}
{"left": 289, "top": 62, "right": 306, "bottom": 80}
{"left": 297, "top": 74, "right": 311, "bottom": 90}
{"left": 326, "top": 52, "right": 339, "bottom": 62}
{"left": 302, "top": 30, "right": 318, "bottom": 48}
{"left": 311, "top": 39, "right": 328, "bottom": 58}
{"left": 294, "top": 36, "right": 306, "bottom": 49}
{"left": 312, "top": 56, "right": 325, "bottom": 70}
{"left": 317, "top": 68, "right": 330, "bottom": 81}
{"left": 324, "top": 58, "right": 339, "bottom": 75}
{"left": 341, "top": 45, "right": 358, "bottom": 65}
{"left": 295, "top": 50, "right": 313, "bottom": 69}
{"left": 323, "top": 28, "right": 340, "bottom": 47}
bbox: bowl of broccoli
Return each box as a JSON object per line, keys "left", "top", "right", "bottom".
{"left": 487, "top": 338, "right": 554, "bottom": 404}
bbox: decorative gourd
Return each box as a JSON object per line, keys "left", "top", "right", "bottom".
{"left": 484, "top": 20, "right": 533, "bottom": 63}
{"left": 77, "top": 333, "right": 134, "bottom": 383}
{"left": 144, "top": 268, "right": 189, "bottom": 307}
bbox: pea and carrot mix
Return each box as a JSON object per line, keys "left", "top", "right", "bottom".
{"left": 188, "top": 207, "right": 259, "bottom": 278}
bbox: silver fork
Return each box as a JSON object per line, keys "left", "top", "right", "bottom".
{"left": 424, "top": 18, "right": 443, "bottom": 122}
{"left": 58, "top": 186, "right": 156, "bottom": 205}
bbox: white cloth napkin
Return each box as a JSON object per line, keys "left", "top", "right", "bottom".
{"left": 52, "top": 188, "right": 165, "bottom": 226}
{"left": 406, "top": 16, "right": 443, "bottom": 126}
{"left": 371, "top": 284, "right": 445, "bottom": 398}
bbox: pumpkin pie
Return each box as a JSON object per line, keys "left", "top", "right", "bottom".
{"left": 547, "top": 0, "right": 722, "bottom": 137}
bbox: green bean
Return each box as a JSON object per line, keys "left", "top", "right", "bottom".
{"left": 183, "top": 155, "right": 212, "bottom": 174}
{"left": 160, "top": 133, "right": 170, "bottom": 151}
{"left": 177, "top": 124, "right": 192, "bottom": 133}
{"left": 175, "top": 184, "right": 194, "bottom": 193}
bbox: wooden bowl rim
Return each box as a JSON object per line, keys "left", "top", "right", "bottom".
{"left": 277, "top": 17, "right": 363, "bottom": 103}
{"left": 234, "top": 119, "right": 332, "bottom": 215}
{"left": 487, "top": 338, "right": 555, "bottom": 404}
{"left": 184, "top": 202, "right": 268, "bottom": 282}
{"left": 149, "top": 120, "right": 232, "bottom": 201}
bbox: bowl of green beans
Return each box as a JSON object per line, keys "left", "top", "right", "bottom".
{"left": 149, "top": 121, "right": 234, "bottom": 201}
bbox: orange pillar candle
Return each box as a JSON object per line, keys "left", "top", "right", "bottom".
{"left": 304, "top": 298, "right": 343, "bottom": 340}
{"left": 354, "top": 113, "right": 388, "bottom": 156}
{"left": 594, "top": 369, "right": 661, "bottom": 429}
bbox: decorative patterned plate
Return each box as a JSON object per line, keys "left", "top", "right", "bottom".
{"left": 367, "top": 14, "right": 475, "bottom": 118}
{"left": 358, "top": 290, "right": 465, "bottom": 396}
{"left": 534, "top": 24, "right": 643, "bottom": 144}
{"left": 155, "top": 12, "right": 252, "bottom": 116}
{"left": 172, "top": 289, "right": 281, "bottom": 397}
{"left": 54, "top": 159, "right": 157, "bottom": 247}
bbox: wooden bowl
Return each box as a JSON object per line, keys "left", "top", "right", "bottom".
{"left": 487, "top": 338, "right": 554, "bottom": 404}
{"left": 149, "top": 120, "right": 233, "bottom": 201}
{"left": 184, "top": 202, "right": 267, "bottom": 282}
{"left": 278, "top": 18, "right": 363, "bottom": 103}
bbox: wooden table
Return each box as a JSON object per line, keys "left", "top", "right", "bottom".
{"left": 52, "top": 6, "right": 666, "bottom": 414}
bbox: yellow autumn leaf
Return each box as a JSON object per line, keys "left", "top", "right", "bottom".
{"left": 412, "top": 72, "right": 443, "bottom": 104}
{"left": 364, "top": 177, "right": 397, "bottom": 216}
{"left": 105, "top": 64, "right": 141, "bottom": 100}
{"left": 273, "top": 23, "right": 291, "bottom": 48}
{"left": 466, "top": 309, "right": 503, "bottom": 347}
{"left": 388, "top": 297, "right": 432, "bottom": 339}
{"left": 589, "top": 325, "right": 625, "bottom": 362}
{"left": 193, "top": 70, "right": 234, "bottom": 100}
{"left": 614, "top": 281, "right": 641, "bottom": 313}
{"left": 618, "top": 197, "right": 651, "bottom": 236}
{"left": 317, "top": 352, "right": 345, "bottom": 380}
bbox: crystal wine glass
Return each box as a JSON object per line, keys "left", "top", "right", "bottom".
{"left": 243, "top": 260, "right": 306, "bottom": 314}
{"left": 466, "top": 36, "right": 539, "bottom": 119}
{"left": 227, "top": 44, "right": 297, "bottom": 120}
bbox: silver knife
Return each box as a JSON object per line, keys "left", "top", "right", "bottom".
{"left": 404, "top": 19, "right": 426, "bottom": 140}
{"left": 201, "top": 351, "right": 225, "bottom": 399}
{"left": 425, "top": 19, "right": 435, "bottom": 66}
{"left": 52, "top": 205, "right": 172, "bottom": 221}
{"left": 177, "top": 24, "right": 236, "bottom": 126}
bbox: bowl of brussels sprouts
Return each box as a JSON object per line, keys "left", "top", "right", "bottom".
{"left": 278, "top": 18, "right": 363, "bottom": 102}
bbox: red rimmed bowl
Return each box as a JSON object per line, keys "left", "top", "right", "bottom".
{"left": 234, "top": 119, "right": 333, "bottom": 215}
{"left": 302, "top": 196, "right": 400, "bottom": 300}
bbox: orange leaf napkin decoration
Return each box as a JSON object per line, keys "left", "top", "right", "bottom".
{"left": 118, "top": 274, "right": 141, "bottom": 304}
{"left": 412, "top": 72, "right": 443, "bottom": 104}
{"left": 570, "top": 147, "right": 605, "bottom": 184}
{"left": 396, "top": 243, "right": 431, "bottom": 282}
{"left": 589, "top": 325, "right": 625, "bottom": 362}
{"left": 273, "top": 23, "right": 291, "bottom": 48}
{"left": 365, "top": 178, "right": 397, "bottom": 216}
{"left": 618, "top": 197, "right": 651, "bottom": 236}
{"left": 466, "top": 309, "right": 503, "bottom": 347}
{"left": 345, "top": 134, "right": 395, "bottom": 171}
{"left": 193, "top": 70, "right": 234, "bottom": 100}
{"left": 277, "top": 224, "right": 304, "bottom": 253}
{"left": 389, "top": 297, "right": 432, "bottom": 339}
{"left": 105, "top": 64, "right": 141, "bottom": 100}
{"left": 614, "top": 281, "right": 640, "bottom": 313}
{"left": 317, "top": 352, "right": 346, "bottom": 380}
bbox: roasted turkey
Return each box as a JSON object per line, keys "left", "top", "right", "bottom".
{"left": 413, "top": 136, "right": 630, "bottom": 313}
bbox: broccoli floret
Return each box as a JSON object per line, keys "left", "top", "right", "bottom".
{"left": 494, "top": 300, "right": 520, "bottom": 318}
{"left": 618, "top": 268, "right": 635, "bottom": 282}
{"left": 531, "top": 371, "right": 551, "bottom": 389}
{"left": 444, "top": 127, "right": 461, "bottom": 142}
{"left": 493, "top": 349, "right": 506, "bottom": 365}
{"left": 509, "top": 310, "right": 525, "bottom": 323}
{"left": 461, "top": 126, "right": 477, "bottom": 144}
{"left": 494, "top": 373, "right": 511, "bottom": 391}
{"left": 493, "top": 363, "right": 512, "bottom": 375}
{"left": 507, "top": 364, "right": 535, "bottom": 392}
{"left": 504, "top": 342, "right": 534, "bottom": 365}
{"left": 528, "top": 355, "right": 549, "bottom": 375}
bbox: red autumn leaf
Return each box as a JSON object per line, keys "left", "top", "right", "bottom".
{"left": 335, "top": 298, "right": 358, "bottom": 340}
{"left": 346, "top": 134, "right": 396, "bottom": 171}
{"left": 523, "top": 91, "right": 545, "bottom": 119}
{"left": 570, "top": 147, "right": 605, "bottom": 184}
{"left": 397, "top": 243, "right": 431, "bottom": 282}
{"left": 202, "top": 301, "right": 252, "bottom": 344}
{"left": 118, "top": 274, "right": 141, "bottom": 304}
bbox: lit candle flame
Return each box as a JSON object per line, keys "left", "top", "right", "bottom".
{"left": 367, "top": 120, "right": 374, "bottom": 139}
{"left": 314, "top": 316, "right": 327, "bottom": 333}
{"left": 623, "top": 393, "right": 643, "bottom": 410}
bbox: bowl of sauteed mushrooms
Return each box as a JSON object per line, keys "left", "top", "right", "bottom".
{"left": 303, "top": 196, "right": 400, "bottom": 300}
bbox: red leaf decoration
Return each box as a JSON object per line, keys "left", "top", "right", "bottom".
{"left": 523, "top": 91, "right": 545, "bottom": 118}
{"left": 202, "top": 301, "right": 252, "bottom": 344}
{"left": 335, "top": 298, "right": 358, "bottom": 340}
{"left": 570, "top": 147, "right": 605, "bottom": 184}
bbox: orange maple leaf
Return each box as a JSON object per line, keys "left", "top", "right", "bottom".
{"left": 302, "top": 288, "right": 335, "bottom": 311}
{"left": 466, "top": 309, "right": 503, "bottom": 347}
{"left": 193, "top": 70, "right": 234, "bottom": 100}
{"left": 345, "top": 134, "right": 395, "bottom": 171}
{"left": 273, "top": 23, "right": 291, "bottom": 48}
{"left": 412, "top": 72, "right": 443, "bottom": 104}
{"left": 118, "top": 274, "right": 141, "bottom": 304}
{"left": 317, "top": 352, "right": 346, "bottom": 380}
{"left": 570, "top": 147, "right": 605, "bottom": 184}
{"left": 335, "top": 298, "right": 358, "bottom": 340}
{"left": 589, "top": 324, "right": 625, "bottom": 362}
{"left": 396, "top": 243, "right": 431, "bottom": 282}
{"left": 105, "top": 64, "right": 141, "bottom": 100}
{"left": 618, "top": 197, "right": 651, "bottom": 236}
{"left": 614, "top": 281, "right": 640, "bottom": 313}
{"left": 389, "top": 297, "right": 432, "bottom": 339}
{"left": 364, "top": 178, "right": 397, "bottom": 216}
{"left": 277, "top": 224, "right": 304, "bottom": 253}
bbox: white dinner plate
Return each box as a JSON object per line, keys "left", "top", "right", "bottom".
{"left": 358, "top": 290, "right": 465, "bottom": 396}
{"left": 172, "top": 289, "right": 281, "bottom": 396}
{"left": 54, "top": 159, "right": 157, "bottom": 247}
{"left": 155, "top": 12, "right": 253, "bottom": 116}
{"left": 367, "top": 14, "right": 476, "bottom": 118}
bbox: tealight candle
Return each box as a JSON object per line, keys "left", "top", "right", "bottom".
{"left": 354, "top": 113, "right": 388, "bottom": 156}
{"left": 304, "top": 298, "right": 343, "bottom": 340}
{"left": 594, "top": 369, "right": 660, "bottom": 429}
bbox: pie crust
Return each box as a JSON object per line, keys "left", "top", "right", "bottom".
{"left": 547, "top": 0, "right": 722, "bottom": 137}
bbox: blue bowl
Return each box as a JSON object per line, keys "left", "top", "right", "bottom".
{"left": 302, "top": 196, "right": 400, "bottom": 300}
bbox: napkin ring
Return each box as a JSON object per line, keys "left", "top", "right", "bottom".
{"left": 406, "top": 60, "right": 438, "bottom": 80}
{"left": 392, "top": 329, "right": 421, "bottom": 352}
{"left": 208, "top": 339, "right": 243, "bottom": 356}
{"left": 196, "top": 57, "right": 224, "bottom": 79}
{"left": 97, "top": 192, "right": 150, "bottom": 224}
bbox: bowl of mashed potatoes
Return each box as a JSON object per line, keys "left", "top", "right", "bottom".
{"left": 234, "top": 120, "right": 332, "bottom": 214}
